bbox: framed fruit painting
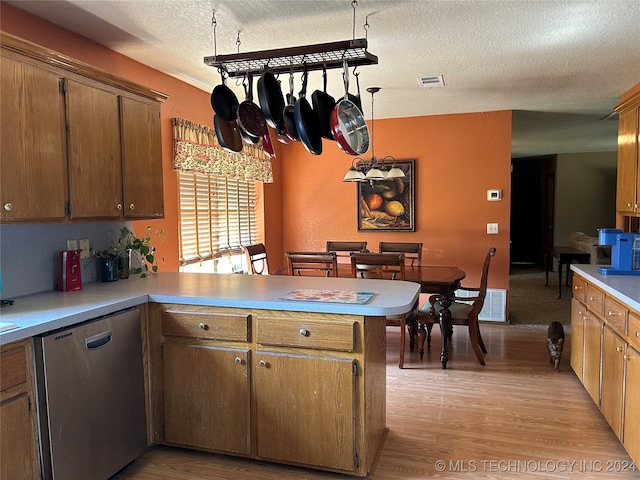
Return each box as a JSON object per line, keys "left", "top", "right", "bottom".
{"left": 357, "top": 159, "right": 415, "bottom": 232}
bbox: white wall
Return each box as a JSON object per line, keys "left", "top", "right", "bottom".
{"left": 554, "top": 151, "right": 617, "bottom": 244}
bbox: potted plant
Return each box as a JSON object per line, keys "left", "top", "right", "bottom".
{"left": 117, "top": 226, "right": 163, "bottom": 278}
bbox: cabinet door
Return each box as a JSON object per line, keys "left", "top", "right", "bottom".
{"left": 163, "top": 343, "right": 250, "bottom": 454}
{"left": 254, "top": 352, "right": 356, "bottom": 472}
{"left": 570, "top": 298, "right": 586, "bottom": 380}
{"left": 616, "top": 106, "right": 639, "bottom": 214}
{"left": 0, "top": 394, "right": 37, "bottom": 480}
{"left": 601, "top": 326, "right": 625, "bottom": 438}
{"left": 583, "top": 313, "right": 602, "bottom": 405}
{"left": 624, "top": 346, "right": 640, "bottom": 463}
{"left": 121, "top": 97, "right": 164, "bottom": 218}
{"left": 0, "top": 56, "right": 67, "bottom": 221}
{"left": 66, "top": 79, "right": 122, "bottom": 219}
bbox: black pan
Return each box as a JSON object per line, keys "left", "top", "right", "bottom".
{"left": 214, "top": 114, "right": 242, "bottom": 153}
{"left": 283, "top": 74, "right": 300, "bottom": 141}
{"left": 236, "top": 73, "right": 267, "bottom": 138}
{"left": 210, "top": 69, "right": 239, "bottom": 122}
{"left": 312, "top": 65, "right": 336, "bottom": 140}
{"left": 294, "top": 65, "right": 322, "bottom": 155}
{"left": 258, "top": 69, "right": 285, "bottom": 131}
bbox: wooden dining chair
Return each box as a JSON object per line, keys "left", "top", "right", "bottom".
{"left": 244, "top": 243, "right": 269, "bottom": 275}
{"left": 326, "top": 241, "right": 368, "bottom": 262}
{"left": 418, "top": 247, "right": 496, "bottom": 365}
{"left": 350, "top": 252, "right": 417, "bottom": 368}
{"left": 378, "top": 242, "right": 423, "bottom": 266}
{"left": 286, "top": 251, "right": 338, "bottom": 277}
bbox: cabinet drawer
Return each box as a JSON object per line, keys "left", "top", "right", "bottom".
{"left": 0, "top": 344, "right": 27, "bottom": 392}
{"left": 585, "top": 284, "right": 605, "bottom": 317}
{"left": 629, "top": 311, "right": 640, "bottom": 350}
{"left": 572, "top": 275, "right": 587, "bottom": 302}
{"left": 163, "top": 308, "right": 250, "bottom": 342}
{"left": 257, "top": 317, "right": 356, "bottom": 352}
{"left": 604, "top": 297, "right": 628, "bottom": 336}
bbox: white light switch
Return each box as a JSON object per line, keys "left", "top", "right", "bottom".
{"left": 67, "top": 239, "right": 78, "bottom": 251}
{"left": 487, "top": 223, "right": 499, "bottom": 234}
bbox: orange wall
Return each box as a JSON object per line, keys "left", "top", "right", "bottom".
{"left": 276, "top": 111, "right": 512, "bottom": 289}
{"left": 1, "top": 2, "right": 511, "bottom": 292}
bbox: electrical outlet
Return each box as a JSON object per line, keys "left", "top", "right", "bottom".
{"left": 79, "top": 239, "right": 90, "bottom": 259}
{"left": 67, "top": 239, "right": 78, "bottom": 251}
{"left": 486, "top": 223, "right": 499, "bottom": 234}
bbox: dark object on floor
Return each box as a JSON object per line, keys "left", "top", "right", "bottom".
{"left": 547, "top": 321, "right": 565, "bottom": 371}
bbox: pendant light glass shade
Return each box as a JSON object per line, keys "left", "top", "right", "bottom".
{"left": 342, "top": 87, "right": 404, "bottom": 183}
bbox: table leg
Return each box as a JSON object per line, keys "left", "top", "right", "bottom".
{"left": 544, "top": 252, "right": 550, "bottom": 286}
{"left": 565, "top": 262, "right": 571, "bottom": 286}
{"left": 557, "top": 261, "right": 563, "bottom": 299}
{"left": 438, "top": 297, "right": 452, "bottom": 369}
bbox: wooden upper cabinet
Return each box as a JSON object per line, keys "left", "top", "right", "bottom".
{"left": 121, "top": 97, "right": 164, "bottom": 218}
{"left": 67, "top": 79, "right": 123, "bottom": 219}
{"left": 0, "top": 56, "right": 67, "bottom": 221}
{"left": 0, "top": 32, "right": 168, "bottom": 223}
{"left": 615, "top": 93, "right": 640, "bottom": 215}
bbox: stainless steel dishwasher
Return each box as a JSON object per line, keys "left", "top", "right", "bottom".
{"left": 35, "top": 307, "right": 147, "bottom": 480}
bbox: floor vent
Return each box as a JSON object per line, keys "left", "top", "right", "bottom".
{"left": 454, "top": 288, "right": 506, "bottom": 322}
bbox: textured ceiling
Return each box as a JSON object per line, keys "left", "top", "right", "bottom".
{"left": 6, "top": 0, "right": 640, "bottom": 157}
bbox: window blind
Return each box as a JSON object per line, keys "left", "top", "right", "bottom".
{"left": 178, "top": 171, "right": 258, "bottom": 266}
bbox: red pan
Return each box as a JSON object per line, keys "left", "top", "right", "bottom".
{"left": 262, "top": 130, "right": 276, "bottom": 158}
{"left": 330, "top": 60, "right": 369, "bottom": 156}
{"left": 236, "top": 73, "right": 267, "bottom": 138}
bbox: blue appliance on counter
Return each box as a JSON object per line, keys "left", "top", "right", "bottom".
{"left": 597, "top": 228, "right": 640, "bottom": 275}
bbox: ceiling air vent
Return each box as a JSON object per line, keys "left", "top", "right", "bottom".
{"left": 417, "top": 75, "right": 445, "bottom": 88}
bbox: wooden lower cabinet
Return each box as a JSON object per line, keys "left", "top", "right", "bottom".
{"left": 147, "top": 304, "right": 387, "bottom": 477}
{"left": 571, "top": 272, "right": 640, "bottom": 466}
{"left": 601, "top": 326, "right": 625, "bottom": 437}
{"left": 570, "top": 298, "right": 586, "bottom": 380}
{"left": 162, "top": 344, "right": 250, "bottom": 454}
{"left": 624, "top": 346, "right": 640, "bottom": 462}
{"left": 0, "top": 339, "right": 41, "bottom": 480}
{"left": 583, "top": 312, "right": 603, "bottom": 404}
{"left": 254, "top": 352, "right": 356, "bottom": 470}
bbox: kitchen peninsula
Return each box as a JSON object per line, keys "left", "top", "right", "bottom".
{"left": 0, "top": 273, "right": 421, "bottom": 478}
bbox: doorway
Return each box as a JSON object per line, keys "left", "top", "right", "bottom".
{"left": 510, "top": 155, "right": 556, "bottom": 270}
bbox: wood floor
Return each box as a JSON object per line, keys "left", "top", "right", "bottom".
{"left": 114, "top": 324, "right": 638, "bottom": 479}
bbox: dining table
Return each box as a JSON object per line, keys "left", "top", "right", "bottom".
{"left": 273, "top": 263, "right": 466, "bottom": 368}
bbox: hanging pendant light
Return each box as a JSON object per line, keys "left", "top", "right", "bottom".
{"left": 342, "top": 87, "right": 404, "bottom": 183}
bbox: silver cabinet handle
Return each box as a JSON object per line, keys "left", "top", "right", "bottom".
{"left": 607, "top": 310, "right": 616, "bottom": 317}
{"left": 616, "top": 346, "right": 623, "bottom": 353}
{"left": 259, "top": 360, "right": 266, "bottom": 367}
{"left": 198, "top": 322, "right": 208, "bottom": 330}
{"left": 234, "top": 357, "right": 242, "bottom": 364}
{"left": 299, "top": 328, "right": 308, "bottom": 337}
{"left": 3, "top": 203, "right": 12, "bottom": 211}
{"left": 635, "top": 331, "right": 640, "bottom": 337}
{"left": 116, "top": 203, "right": 123, "bottom": 211}
{"left": 129, "top": 203, "right": 135, "bottom": 210}
{"left": 589, "top": 296, "right": 596, "bottom": 301}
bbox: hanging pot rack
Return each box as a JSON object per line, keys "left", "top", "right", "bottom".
{"left": 204, "top": 38, "right": 377, "bottom": 77}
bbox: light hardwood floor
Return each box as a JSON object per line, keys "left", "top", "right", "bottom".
{"left": 114, "top": 324, "right": 638, "bottom": 479}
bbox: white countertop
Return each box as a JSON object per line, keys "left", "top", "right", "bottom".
{"left": 571, "top": 264, "right": 640, "bottom": 311}
{"left": 0, "top": 272, "right": 421, "bottom": 344}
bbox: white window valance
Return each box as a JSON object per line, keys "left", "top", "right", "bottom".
{"left": 172, "top": 117, "right": 273, "bottom": 183}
